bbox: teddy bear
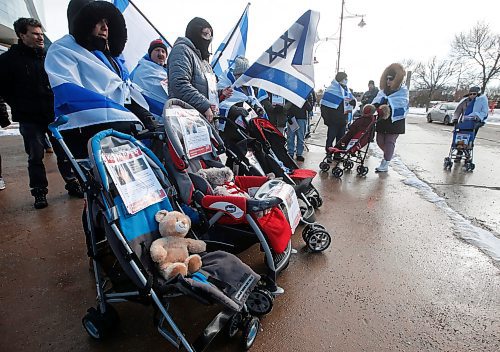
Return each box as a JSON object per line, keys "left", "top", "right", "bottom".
{"left": 197, "top": 166, "right": 250, "bottom": 198}
{"left": 149, "top": 209, "right": 206, "bottom": 280}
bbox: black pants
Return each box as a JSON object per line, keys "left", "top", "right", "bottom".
{"left": 325, "top": 117, "right": 348, "bottom": 153}
{"left": 19, "top": 122, "right": 77, "bottom": 190}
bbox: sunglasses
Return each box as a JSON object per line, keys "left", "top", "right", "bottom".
{"left": 386, "top": 76, "right": 394, "bottom": 81}
{"left": 470, "top": 93, "right": 478, "bottom": 96}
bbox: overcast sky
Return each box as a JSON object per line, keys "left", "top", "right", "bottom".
{"left": 43, "top": 0, "right": 500, "bottom": 92}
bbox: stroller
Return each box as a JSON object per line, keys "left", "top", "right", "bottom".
{"left": 319, "top": 113, "right": 377, "bottom": 178}
{"left": 49, "top": 117, "right": 270, "bottom": 351}
{"left": 152, "top": 100, "right": 331, "bottom": 287}
{"left": 443, "top": 116, "right": 479, "bottom": 171}
{"left": 220, "top": 114, "right": 324, "bottom": 214}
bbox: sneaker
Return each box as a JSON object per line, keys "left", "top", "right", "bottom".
{"left": 65, "top": 181, "right": 84, "bottom": 198}
{"left": 31, "top": 188, "right": 48, "bottom": 209}
{"left": 45, "top": 147, "right": 54, "bottom": 153}
{"left": 0, "top": 178, "right": 5, "bottom": 190}
{"left": 375, "top": 159, "right": 389, "bottom": 172}
{"left": 296, "top": 155, "right": 305, "bottom": 162}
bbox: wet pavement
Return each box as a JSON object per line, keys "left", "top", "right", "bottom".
{"left": 1, "top": 114, "right": 499, "bottom": 351}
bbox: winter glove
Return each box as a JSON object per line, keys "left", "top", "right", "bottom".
{"left": 254, "top": 105, "right": 265, "bottom": 117}
{"left": 228, "top": 105, "right": 249, "bottom": 119}
{"left": 377, "top": 105, "right": 391, "bottom": 120}
{"left": 349, "top": 99, "right": 357, "bottom": 107}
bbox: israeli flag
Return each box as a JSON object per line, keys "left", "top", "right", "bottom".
{"left": 211, "top": 3, "right": 249, "bottom": 79}
{"left": 113, "top": 0, "right": 171, "bottom": 72}
{"left": 234, "top": 10, "right": 319, "bottom": 108}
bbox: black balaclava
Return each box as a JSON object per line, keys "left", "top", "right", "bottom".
{"left": 67, "top": 0, "right": 127, "bottom": 56}
{"left": 185, "top": 17, "right": 212, "bottom": 60}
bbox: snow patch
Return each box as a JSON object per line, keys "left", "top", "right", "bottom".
{"left": 0, "top": 128, "right": 20, "bottom": 136}
{"left": 373, "top": 147, "right": 500, "bottom": 265}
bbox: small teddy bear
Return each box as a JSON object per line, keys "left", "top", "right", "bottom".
{"left": 150, "top": 210, "right": 206, "bottom": 280}
{"left": 197, "top": 167, "right": 250, "bottom": 198}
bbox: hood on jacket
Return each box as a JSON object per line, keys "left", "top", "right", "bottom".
{"left": 379, "top": 63, "right": 405, "bottom": 92}
{"left": 173, "top": 36, "right": 203, "bottom": 60}
{"left": 185, "top": 17, "right": 212, "bottom": 60}
{"left": 67, "top": 0, "right": 127, "bottom": 56}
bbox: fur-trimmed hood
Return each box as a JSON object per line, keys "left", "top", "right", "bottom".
{"left": 67, "top": 0, "right": 127, "bottom": 57}
{"left": 379, "top": 63, "right": 405, "bottom": 92}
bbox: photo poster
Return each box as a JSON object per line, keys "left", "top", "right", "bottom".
{"left": 267, "top": 182, "right": 301, "bottom": 232}
{"left": 102, "top": 146, "right": 167, "bottom": 214}
{"left": 455, "top": 133, "right": 470, "bottom": 145}
{"left": 346, "top": 138, "right": 359, "bottom": 151}
{"left": 165, "top": 108, "right": 213, "bottom": 159}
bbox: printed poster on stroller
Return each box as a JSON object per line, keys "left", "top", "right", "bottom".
{"left": 455, "top": 133, "right": 470, "bottom": 145}
{"left": 346, "top": 138, "right": 358, "bottom": 151}
{"left": 102, "top": 147, "right": 167, "bottom": 214}
{"left": 262, "top": 182, "right": 301, "bottom": 232}
{"left": 166, "top": 108, "right": 213, "bottom": 159}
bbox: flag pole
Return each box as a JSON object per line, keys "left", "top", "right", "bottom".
{"left": 128, "top": 0, "right": 173, "bottom": 47}
{"left": 211, "top": 2, "right": 250, "bottom": 68}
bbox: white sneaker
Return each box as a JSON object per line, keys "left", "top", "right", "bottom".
{"left": 375, "top": 159, "right": 389, "bottom": 172}
{"left": 0, "top": 178, "right": 5, "bottom": 190}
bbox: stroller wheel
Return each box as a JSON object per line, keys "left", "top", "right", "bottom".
{"left": 247, "top": 288, "right": 274, "bottom": 316}
{"left": 241, "top": 317, "right": 260, "bottom": 350}
{"left": 357, "top": 165, "right": 369, "bottom": 176}
{"left": 319, "top": 161, "right": 330, "bottom": 172}
{"left": 226, "top": 312, "right": 243, "bottom": 338}
{"left": 443, "top": 157, "right": 452, "bottom": 170}
{"left": 343, "top": 160, "right": 354, "bottom": 170}
{"left": 302, "top": 224, "right": 326, "bottom": 243}
{"left": 306, "top": 229, "right": 331, "bottom": 252}
{"left": 82, "top": 304, "right": 119, "bottom": 340}
{"left": 332, "top": 167, "right": 343, "bottom": 178}
{"left": 308, "top": 195, "right": 323, "bottom": 209}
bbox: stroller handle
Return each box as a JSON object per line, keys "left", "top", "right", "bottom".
{"left": 247, "top": 196, "right": 283, "bottom": 212}
{"left": 48, "top": 115, "right": 69, "bottom": 140}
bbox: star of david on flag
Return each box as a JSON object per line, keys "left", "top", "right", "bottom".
{"left": 233, "top": 10, "right": 319, "bottom": 108}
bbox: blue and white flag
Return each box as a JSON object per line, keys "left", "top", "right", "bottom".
{"left": 130, "top": 56, "right": 168, "bottom": 119}
{"left": 234, "top": 10, "right": 319, "bottom": 108}
{"left": 45, "top": 35, "right": 145, "bottom": 131}
{"left": 372, "top": 86, "right": 409, "bottom": 122}
{"left": 113, "top": 0, "right": 171, "bottom": 72}
{"left": 211, "top": 3, "right": 249, "bottom": 79}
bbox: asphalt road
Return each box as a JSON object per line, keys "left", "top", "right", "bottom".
{"left": 0, "top": 116, "right": 499, "bottom": 351}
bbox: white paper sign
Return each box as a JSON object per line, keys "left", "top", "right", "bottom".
{"left": 255, "top": 180, "right": 301, "bottom": 232}
{"left": 455, "top": 133, "right": 470, "bottom": 145}
{"left": 288, "top": 116, "right": 300, "bottom": 133}
{"left": 165, "top": 108, "right": 213, "bottom": 159}
{"left": 271, "top": 94, "right": 285, "bottom": 106}
{"left": 102, "top": 147, "right": 167, "bottom": 214}
{"left": 346, "top": 138, "right": 359, "bottom": 151}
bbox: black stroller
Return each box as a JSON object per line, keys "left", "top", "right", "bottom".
{"left": 49, "top": 117, "right": 270, "bottom": 351}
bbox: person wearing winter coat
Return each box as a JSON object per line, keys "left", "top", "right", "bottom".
{"left": 320, "top": 71, "right": 356, "bottom": 161}
{"left": 0, "top": 17, "right": 82, "bottom": 209}
{"left": 285, "top": 93, "right": 314, "bottom": 162}
{"left": 371, "top": 63, "right": 409, "bottom": 173}
{"left": 130, "top": 39, "right": 169, "bottom": 119}
{"left": 260, "top": 92, "right": 287, "bottom": 133}
{"left": 453, "top": 86, "right": 488, "bottom": 133}
{"left": 361, "top": 80, "right": 379, "bottom": 106}
{"left": 168, "top": 17, "right": 232, "bottom": 122}
{"left": 45, "top": 0, "right": 156, "bottom": 159}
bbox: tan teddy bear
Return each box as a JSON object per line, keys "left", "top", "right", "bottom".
{"left": 150, "top": 210, "right": 206, "bottom": 280}
{"left": 197, "top": 166, "right": 250, "bottom": 198}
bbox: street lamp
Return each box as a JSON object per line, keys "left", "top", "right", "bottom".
{"left": 313, "top": 36, "right": 337, "bottom": 64}
{"left": 336, "top": 0, "right": 366, "bottom": 73}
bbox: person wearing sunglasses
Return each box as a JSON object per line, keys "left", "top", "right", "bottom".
{"left": 371, "top": 63, "right": 409, "bottom": 173}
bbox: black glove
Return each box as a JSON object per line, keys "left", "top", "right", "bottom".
{"left": 349, "top": 99, "right": 356, "bottom": 107}
{"left": 254, "top": 105, "right": 265, "bottom": 117}
{"left": 228, "top": 105, "right": 249, "bottom": 119}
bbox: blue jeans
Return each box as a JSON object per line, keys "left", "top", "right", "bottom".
{"left": 287, "top": 118, "right": 307, "bottom": 157}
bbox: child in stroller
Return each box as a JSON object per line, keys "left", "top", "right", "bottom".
{"left": 319, "top": 104, "right": 379, "bottom": 178}
{"left": 443, "top": 116, "right": 479, "bottom": 172}
{"left": 49, "top": 117, "right": 271, "bottom": 351}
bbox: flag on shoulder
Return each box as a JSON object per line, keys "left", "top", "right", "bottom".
{"left": 211, "top": 3, "right": 249, "bottom": 79}
{"left": 233, "top": 10, "right": 319, "bottom": 108}
{"left": 113, "top": 0, "right": 171, "bottom": 72}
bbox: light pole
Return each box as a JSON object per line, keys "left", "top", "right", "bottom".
{"left": 336, "top": 0, "right": 366, "bottom": 73}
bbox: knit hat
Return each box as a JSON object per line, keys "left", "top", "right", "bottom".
{"left": 148, "top": 39, "right": 168, "bottom": 56}
{"left": 335, "top": 71, "right": 347, "bottom": 82}
{"left": 232, "top": 56, "right": 249, "bottom": 76}
{"left": 468, "top": 86, "right": 481, "bottom": 94}
{"left": 185, "top": 17, "right": 212, "bottom": 60}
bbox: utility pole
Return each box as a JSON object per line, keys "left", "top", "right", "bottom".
{"left": 336, "top": 0, "right": 345, "bottom": 73}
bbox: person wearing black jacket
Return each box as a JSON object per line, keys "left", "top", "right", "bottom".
{"left": 0, "top": 18, "right": 82, "bottom": 209}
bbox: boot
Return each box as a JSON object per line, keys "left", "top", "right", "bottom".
{"left": 31, "top": 188, "right": 48, "bottom": 209}
{"left": 65, "top": 180, "right": 84, "bottom": 198}
{"left": 375, "top": 159, "right": 389, "bottom": 172}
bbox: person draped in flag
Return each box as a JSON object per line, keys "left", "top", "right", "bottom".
{"left": 130, "top": 39, "right": 169, "bottom": 119}
{"left": 168, "top": 17, "right": 232, "bottom": 122}
{"left": 45, "top": 0, "right": 156, "bottom": 159}
{"left": 320, "top": 71, "right": 357, "bottom": 162}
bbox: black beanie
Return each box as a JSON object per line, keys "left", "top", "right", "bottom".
{"left": 335, "top": 71, "right": 347, "bottom": 82}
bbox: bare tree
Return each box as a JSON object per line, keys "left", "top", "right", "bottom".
{"left": 452, "top": 22, "right": 500, "bottom": 91}
{"left": 411, "top": 56, "right": 456, "bottom": 109}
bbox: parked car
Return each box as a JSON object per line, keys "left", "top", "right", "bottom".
{"left": 427, "top": 102, "right": 458, "bottom": 125}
